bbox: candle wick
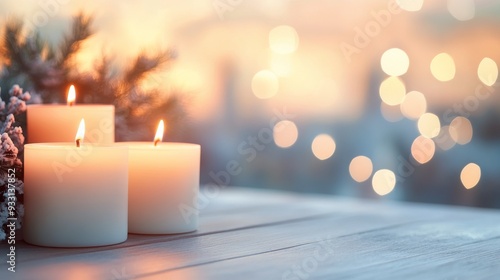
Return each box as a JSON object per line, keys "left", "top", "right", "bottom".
{"left": 154, "top": 139, "right": 160, "bottom": 147}
{"left": 68, "top": 101, "right": 74, "bottom": 107}
{"left": 76, "top": 139, "right": 81, "bottom": 148}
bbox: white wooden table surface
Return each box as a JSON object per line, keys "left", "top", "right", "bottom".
{"left": 1, "top": 187, "right": 500, "bottom": 280}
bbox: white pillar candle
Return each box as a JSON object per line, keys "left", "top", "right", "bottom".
{"left": 26, "top": 86, "right": 114, "bottom": 144}
{"left": 120, "top": 121, "right": 201, "bottom": 234}
{"left": 23, "top": 120, "right": 128, "bottom": 247}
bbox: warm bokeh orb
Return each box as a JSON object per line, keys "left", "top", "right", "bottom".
{"left": 418, "top": 113, "right": 441, "bottom": 138}
{"left": 372, "top": 169, "right": 396, "bottom": 196}
{"left": 430, "top": 53, "right": 456, "bottom": 82}
{"left": 400, "top": 91, "right": 427, "bottom": 120}
{"left": 273, "top": 120, "right": 299, "bottom": 148}
{"left": 349, "top": 156, "right": 373, "bottom": 183}
{"left": 449, "top": 117, "right": 473, "bottom": 145}
{"left": 411, "top": 136, "right": 435, "bottom": 164}
{"left": 379, "top": 76, "right": 406, "bottom": 106}
{"left": 396, "top": 0, "right": 423, "bottom": 11}
{"left": 477, "top": 57, "right": 498, "bottom": 86}
{"left": 461, "top": 163, "right": 481, "bottom": 189}
{"left": 380, "top": 48, "right": 410, "bottom": 76}
{"left": 311, "top": 134, "right": 336, "bottom": 160}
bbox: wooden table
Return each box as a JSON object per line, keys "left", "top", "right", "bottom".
{"left": 2, "top": 187, "right": 500, "bottom": 279}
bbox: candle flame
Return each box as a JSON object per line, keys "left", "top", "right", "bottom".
{"left": 67, "top": 85, "right": 76, "bottom": 106}
{"left": 75, "top": 118, "right": 85, "bottom": 147}
{"left": 154, "top": 120, "right": 164, "bottom": 146}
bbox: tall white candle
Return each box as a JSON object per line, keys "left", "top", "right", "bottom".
{"left": 23, "top": 120, "right": 128, "bottom": 247}
{"left": 27, "top": 85, "right": 114, "bottom": 143}
{"left": 121, "top": 121, "right": 200, "bottom": 234}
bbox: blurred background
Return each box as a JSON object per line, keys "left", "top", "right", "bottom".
{"left": 1, "top": 0, "right": 499, "bottom": 208}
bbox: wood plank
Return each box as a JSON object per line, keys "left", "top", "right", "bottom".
{"left": 2, "top": 188, "right": 499, "bottom": 280}
{"left": 1, "top": 210, "right": 424, "bottom": 279}
{"left": 149, "top": 213, "right": 500, "bottom": 280}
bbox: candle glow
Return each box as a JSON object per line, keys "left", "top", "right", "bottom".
{"left": 154, "top": 120, "right": 164, "bottom": 146}
{"left": 75, "top": 118, "right": 85, "bottom": 147}
{"left": 67, "top": 85, "right": 76, "bottom": 106}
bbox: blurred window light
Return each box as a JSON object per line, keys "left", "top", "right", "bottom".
{"left": 380, "top": 48, "right": 410, "bottom": 76}
{"left": 273, "top": 120, "right": 299, "bottom": 148}
{"left": 449, "top": 116, "right": 473, "bottom": 145}
{"left": 461, "top": 163, "right": 481, "bottom": 189}
{"left": 381, "top": 102, "right": 403, "bottom": 122}
{"left": 447, "top": 0, "right": 475, "bottom": 21}
{"left": 311, "top": 134, "right": 336, "bottom": 160}
{"left": 411, "top": 135, "right": 435, "bottom": 164}
{"left": 400, "top": 91, "right": 427, "bottom": 120}
{"left": 372, "top": 169, "right": 396, "bottom": 196}
{"left": 269, "top": 25, "right": 299, "bottom": 54}
{"left": 396, "top": 0, "right": 424, "bottom": 12}
{"left": 477, "top": 57, "right": 498, "bottom": 86}
{"left": 434, "top": 126, "right": 456, "bottom": 151}
{"left": 349, "top": 156, "right": 373, "bottom": 182}
{"left": 430, "top": 53, "right": 456, "bottom": 82}
{"left": 252, "top": 70, "right": 279, "bottom": 99}
{"left": 418, "top": 113, "right": 441, "bottom": 138}
{"left": 379, "top": 76, "right": 406, "bottom": 106}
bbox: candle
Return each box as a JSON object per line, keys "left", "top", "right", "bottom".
{"left": 120, "top": 120, "right": 200, "bottom": 234}
{"left": 24, "top": 119, "right": 128, "bottom": 247}
{"left": 27, "top": 85, "right": 115, "bottom": 144}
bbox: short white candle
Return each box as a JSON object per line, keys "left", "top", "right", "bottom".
{"left": 23, "top": 120, "right": 128, "bottom": 247}
{"left": 120, "top": 121, "right": 200, "bottom": 234}
{"left": 27, "top": 85, "right": 114, "bottom": 144}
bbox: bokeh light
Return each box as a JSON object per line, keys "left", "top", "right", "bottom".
{"left": 418, "top": 113, "right": 441, "bottom": 138}
{"left": 269, "top": 25, "right": 299, "bottom": 54}
{"left": 434, "top": 126, "right": 457, "bottom": 151}
{"left": 460, "top": 163, "right": 481, "bottom": 189}
{"left": 477, "top": 57, "right": 498, "bottom": 86}
{"left": 349, "top": 156, "right": 373, "bottom": 183}
{"left": 311, "top": 134, "right": 336, "bottom": 160}
{"left": 381, "top": 102, "right": 403, "bottom": 122}
{"left": 372, "top": 169, "right": 396, "bottom": 196}
{"left": 379, "top": 76, "right": 406, "bottom": 105}
{"left": 251, "top": 70, "right": 279, "bottom": 99}
{"left": 273, "top": 120, "right": 299, "bottom": 148}
{"left": 448, "top": 0, "right": 475, "bottom": 21}
{"left": 396, "top": 0, "right": 424, "bottom": 11}
{"left": 411, "top": 135, "right": 435, "bottom": 164}
{"left": 449, "top": 116, "right": 473, "bottom": 145}
{"left": 380, "top": 48, "right": 410, "bottom": 76}
{"left": 430, "top": 53, "right": 456, "bottom": 82}
{"left": 400, "top": 91, "right": 427, "bottom": 120}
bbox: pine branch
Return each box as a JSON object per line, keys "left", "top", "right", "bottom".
{"left": 56, "top": 13, "right": 93, "bottom": 69}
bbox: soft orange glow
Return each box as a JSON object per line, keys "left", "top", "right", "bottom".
{"left": 75, "top": 118, "right": 85, "bottom": 147}
{"left": 67, "top": 85, "right": 76, "bottom": 106}
{"left": 349, "top": 156, "right": 373, "bottom": 183}
{"left": 372, "top": 169, "right": 396, "bottom": 196}
{"left": 154, "top": 120, "right": 165, "bottom": 146}
{"left": 252, "top": 70, "right": 279, "bottom": 99}
{"left": 461, "top": 163, "right": 481, "bottom": 189}
{"left": 273, "top": 120, "right": 298, "bottom": 148}
{"left": 269, "top": 25, "right": 299, "bottom": 54}
{"left": 411, "top": 136, "right": 435, "bottom": 164}
{"left": 311, "top": 134, "right": 336, "bottom": 160}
